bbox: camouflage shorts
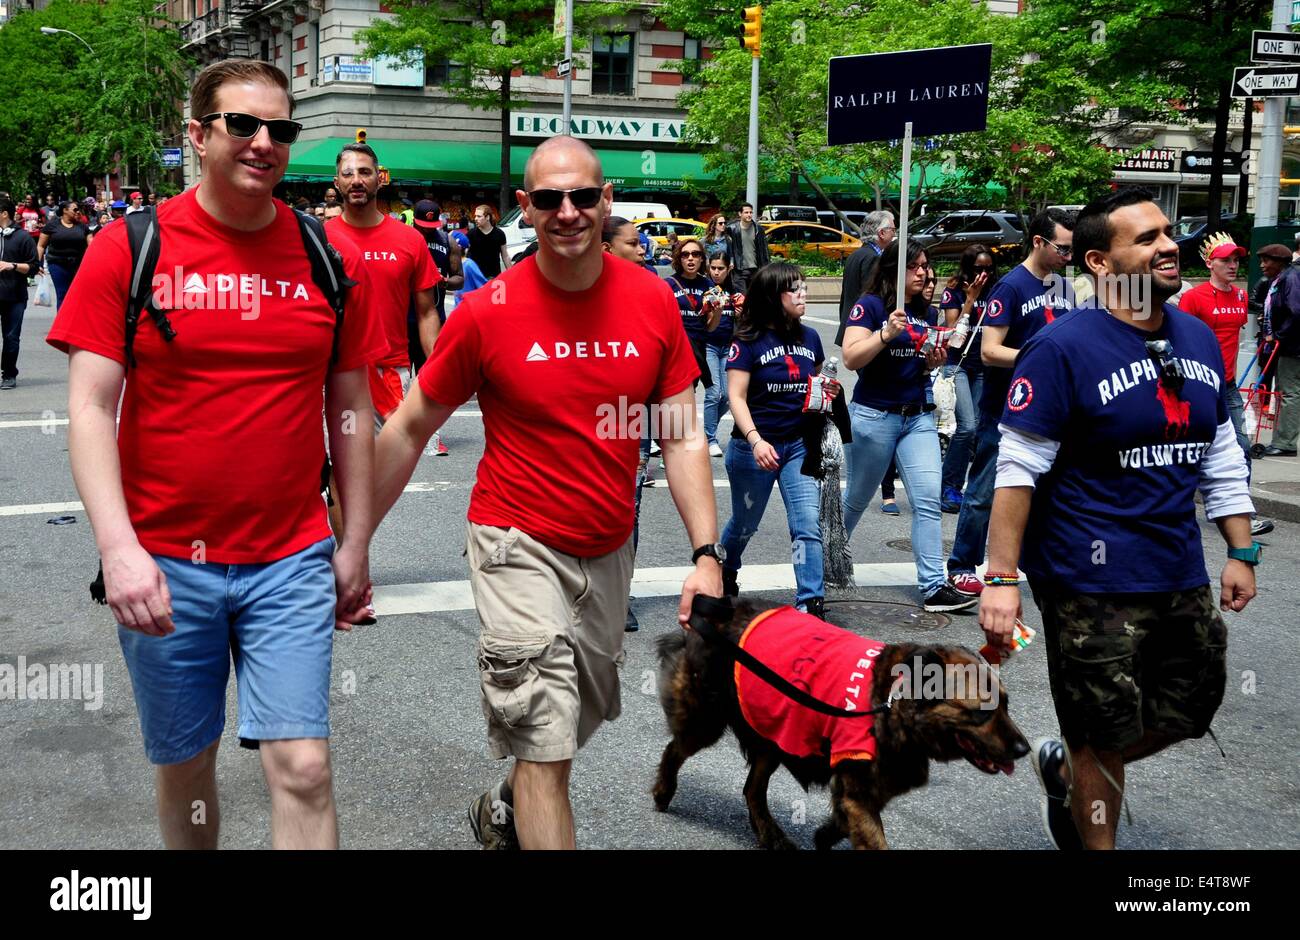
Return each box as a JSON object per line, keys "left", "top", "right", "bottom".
{"left": 1032, "top": 584, "right": 1227, "bottom": 753}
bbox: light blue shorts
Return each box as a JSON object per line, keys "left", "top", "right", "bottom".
{"left": 117, "top": 537, "right": 336, "bottom": 765}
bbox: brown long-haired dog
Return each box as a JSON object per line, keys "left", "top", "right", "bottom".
{"left": 653, "top": 601, "right": 1030, "bottom": 849}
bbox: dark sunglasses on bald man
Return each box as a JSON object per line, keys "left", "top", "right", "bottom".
{"left": 199, "top": 112, "right": 303, "bottom": 145}
{"left": 527, "top": 187, "right": 603, "bottom": 211}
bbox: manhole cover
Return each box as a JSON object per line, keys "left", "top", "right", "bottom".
{"left": 823, "top": 598, "right": 952, "bottom": 631}
{"left": 1259, "top": 481, "right": 1300, "bottom": 496}
{"left": 886, "top": 537, "right": 912, "bottom": 553}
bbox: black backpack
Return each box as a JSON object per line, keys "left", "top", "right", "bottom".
{"left": 90, "top": 205, "right": 356, "bottom": 605}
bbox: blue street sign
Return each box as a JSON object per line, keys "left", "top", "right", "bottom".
{"left": 161, "top": 148, "right": 183, "bottom": 168}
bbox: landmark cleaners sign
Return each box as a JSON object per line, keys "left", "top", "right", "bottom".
{"left": 827, "top": 43, "right": 992, "bottom": 144}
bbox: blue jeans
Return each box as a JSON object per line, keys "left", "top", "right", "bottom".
{"left": 48, "top": 261, "right": 76, "bottom": 309}
{"left": 722, "top": 437, "right": 824, "bottom": 605}
{"left": 1222, "top": 374, "right": 1251, "bottom": 483}
{"left": 948, "top": 411, "right": 1002, "bottom": 575}
{"left": 843, "top": 403, "right": 945, "bottom": 596}
{"left": 117, "top": 537, "right": 337, "bottom": 764}
{"left": 1, "top": 298, "right": 24, "bottom": 380}
{"left": 704, "top": 342, "right": 731, "bottom": 445}
{"left": 940, "top": 366, "right": 984, "bottom": 493}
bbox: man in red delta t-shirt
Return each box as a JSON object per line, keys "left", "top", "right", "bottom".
{"left": 47, "top": 60, "right": 386, "bottom": 850}
{"left": 326, "top": 142, "right": 440, "bottom": 425}
{"left": 1179, "top": 234, "right": 1273, "bottom": 536}
{"left": 374, "top": 135, "right": 723, "bottom": 850}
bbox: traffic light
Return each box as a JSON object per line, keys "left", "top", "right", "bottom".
{"left": 743, "top": 6, "right": 762, "bottom": 57}
{"left": 356, "top": 128, "right": 367, "bottom": 144}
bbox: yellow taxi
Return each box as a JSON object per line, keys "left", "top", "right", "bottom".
{"left": 761, "top": 221, "right": 863, "bottom": 260}
{"left": 633, "top": 217, "right": 707, "bottom": 247}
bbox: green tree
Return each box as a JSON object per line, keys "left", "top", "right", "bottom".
{"left": 0, "top": 0, "right": 190, "bottom": 196}
{"left": 360, "top": 0, "right": 631, "bottom": 213}
{"left": 1013, "top": 0, "right": 1274, "bottom": 236}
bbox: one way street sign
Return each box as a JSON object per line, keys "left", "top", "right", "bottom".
{"left": 1233, "top": 65, "right": 1300, "bottom": 97}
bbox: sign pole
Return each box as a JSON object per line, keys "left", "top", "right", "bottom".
{"left": 1256, "top": 0, "right": 1292, "bottom": 229}
{"left": 895, "top": 121, "right": 913, "bottom": 310}
{"left": 562, "top": 0, "right": 574, "bottom": 135}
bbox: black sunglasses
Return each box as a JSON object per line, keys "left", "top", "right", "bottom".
{"left": 199, "top": 112, "right": 303, "bottom": 145}
{"left": 1145, "top": 339, "right": 1186, "bottom": 393}
{"left": 527, "top": 187, "right": 603, "bottom": 211}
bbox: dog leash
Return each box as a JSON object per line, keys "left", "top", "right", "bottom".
{"left": 687, "top": 596, "right": 897, "bottom": 719}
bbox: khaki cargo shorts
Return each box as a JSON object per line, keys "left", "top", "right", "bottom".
{"left": 466, "top": 522, "right": 635, "bottom": 762}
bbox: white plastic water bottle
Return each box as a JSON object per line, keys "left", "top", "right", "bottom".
{"left": 949, "top": 312, "right": 971, "bottom": 350}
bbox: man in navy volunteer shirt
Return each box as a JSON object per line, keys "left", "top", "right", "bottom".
{"left": 945, "top": 208, "right": 1075, "bottom": 597}
{"left": 980, "top": 188, "right": 1256, "bottom": 851}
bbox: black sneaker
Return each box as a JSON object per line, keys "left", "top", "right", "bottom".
{"left": 625, "top": 604, "right": 639, "bottom": 633}
{"left": 1031, "top": 737, "right": 1083, "bottom": 851}
{"left": 0, "top": 377, "right": 14, "bottom": 390}
{"left": 1251, "top": 517, "right": 1274, "bottom": 537}
{"left": 468, "top": 789, "right": 519, "bottom": 850}
{"left": 803, "top": 597, "right": 825, "bottom": 619}
{"left": 923, "top": 585, "right": 979, "bottom": 613}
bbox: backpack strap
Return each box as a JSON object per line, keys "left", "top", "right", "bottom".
{"left": 292, "top": 209, "right": 355, "bottom": 367}
{"left": 124, "top": 207, "right": 174, "bottom": 369}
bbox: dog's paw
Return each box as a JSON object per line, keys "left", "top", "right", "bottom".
{"left": 814, "top": 824, "right": 843, "bottom": 851}
{"left": 652, "top": 782, "right": 675, "bottom": 812}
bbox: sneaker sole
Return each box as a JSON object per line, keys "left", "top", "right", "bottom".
{"left": 923, "top": 596, "right": 979, "bottom": 613}
{"left": 1251, "top": 521, "right": 1274, "bottom": 536}
{"left": 1030, "top": 737, "right": 1070, "bottom": 850}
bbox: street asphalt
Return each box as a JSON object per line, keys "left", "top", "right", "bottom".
{"left": 1, "top": 300, "right": 1297, "bottom": 850}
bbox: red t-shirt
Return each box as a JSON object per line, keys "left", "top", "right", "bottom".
{"left": 735, "top": 607, "right": 887, "bottom": 766}
{"left": 326, "top": 215, "right": 440, "bottom": 367}
{"left": 1178, "top": 281, "right": 1247, "bottom": 383}
{"left": 19, "top": 207, "right": 42, "bottom": 234}
{"left": 417, "top": 253, "right": 698, "bottom": 556}
{"left": 47, "top": 188, "right": 386, "bottom": 563}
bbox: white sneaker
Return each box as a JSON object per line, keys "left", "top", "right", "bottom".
{"left": 709, "top": 442, "right": 723, "bottom": 457}
{"left": 650, "top": 441, "right": 662, "bottom": 457}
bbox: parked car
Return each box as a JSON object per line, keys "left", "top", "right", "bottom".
{"left": 635, "top": 217, "right": 706, "bottom": 248}
{"left": 910, "top": 209, "right": 1024, "bottom": 261}
{"left": 818, "top": 209, "right": 870, "bottom": 237}
{"left": 761, "top": 221, "right": 863, "bottom": 260}
{"left": 502, "top": 200, "right": 672, "bottom": 257}
{"left": 1172, "top": 213, "right": 1237, "bottom": 268}
{"left": 759, "top": 205, "right": 819, "bottom": 223}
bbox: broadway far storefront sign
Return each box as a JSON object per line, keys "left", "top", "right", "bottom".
{"left": 513, "top": 112, "right": 686, "bottom": 143}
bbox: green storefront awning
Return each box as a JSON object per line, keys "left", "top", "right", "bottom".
{"left": 284, "top": 136, "right": 994, "bottom": 197}
{"left": 284, "top": 137, "right": 719, "bottom": 191}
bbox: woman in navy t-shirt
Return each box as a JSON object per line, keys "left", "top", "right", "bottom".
{"left": 841, "top": 241, "right": 975, "bottom": 613}
{"left": 722, "top": 262, "right": 836, "bottom": 616}
{"left": 666, "top": 236, "right": 721, "bottom": 391}
{"left": 703, "top": 250, "right": 742, "bottom": 455}
{"left": 939, "top": 244, "right": 998, "bottom": 512}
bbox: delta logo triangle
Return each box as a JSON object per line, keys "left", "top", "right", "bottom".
{"left": 526, "top": 342, "right": 550, "bottom": 362}
{"left": 182, "top": 272, "right": 209, "bottom": 294}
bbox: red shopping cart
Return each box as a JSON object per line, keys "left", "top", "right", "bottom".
{"left": 1240, "top": 342, "right": 1281, "bottom": 458}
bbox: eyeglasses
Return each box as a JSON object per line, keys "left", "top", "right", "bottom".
{"left": 784, "top": 284, "right": 808, "bottom": 295}
{"left": 680, "top": 250, "right": 703, "bottom": 258}
{"left": 199, "top": 112, "right": 303, "bottom": 145}
{"left": 527, "top": 187, "right": 603, "bottom": 211}
{"left": 1145, "top": 339, "right": 1186, "bottom": 393}
{"left": 1038, "top": 237, "right": 1072, "bottom": 257}
{"left": 906, "top": 261, "right": 932, "bottom": 271}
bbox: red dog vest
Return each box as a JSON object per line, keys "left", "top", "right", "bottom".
{"left": 735, "top": 606, "right": 887, "bottom": 765}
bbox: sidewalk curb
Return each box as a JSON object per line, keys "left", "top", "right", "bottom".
{"left": 1251, "top": 494, "right": 1300, "bottom": 525}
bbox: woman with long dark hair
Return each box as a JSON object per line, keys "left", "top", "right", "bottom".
{"left": 703, "top": 213, "right": 729, "bottom": 258}
{"left": 37, "top": 200, "right": 92, "bottom": 308}
{"left": 703, "top": 249, "right": 741, "bottom": 455}
{"left": 667, "top": 236, "right": 721, "bottom": 392}
{"left": 721, "top": 261, "right": 836, "bottom": 616}
{"left": 938, "top": 244, "right": 997, "bottom": 514}
{"left": 841, "top": 240, "right": 976, "bottom": 613}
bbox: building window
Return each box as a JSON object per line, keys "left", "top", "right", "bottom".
{"left": 684, "top": 37, "right": 702, "bottom": 60}
{"left": 426, "top": 57, "right": 468, "bottom": 87}
{"left": 592, "top": 33, "right": 634, "bottom": 96}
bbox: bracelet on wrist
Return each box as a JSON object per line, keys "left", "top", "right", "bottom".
{"left": 744, "top": 428, "right": 761, "bottom": 441}
{"left": 983, "top": 573, "right": 1021, "bottom": 586}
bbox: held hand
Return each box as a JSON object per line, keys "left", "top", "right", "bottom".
{"left": 924, "top": 344, "right": 947, "bottom": 370}
{"left": 102, "top": 542, "right": 174, "bottom": 636}
{"left": 732, "top": 292, "right": 745, "bottom": 309}
{"left": 966, "top": 272, "right": 988, "bottom": 304}
{"left": 332, "top": 541, "right": 373, "bottom": 631}
{"left": 881, "top": 309, "right": 909, "bottom": 343}
{"left": 678, "top": 560, "right": 725, "bottom": 627}
{"left": 978, "top": 584, "right": 1022, "bottom": 651}
{"left": 825, "top": 379, "right": 841, "bottom": 400}
{"left": 1220, "top": 560, "right": 1257, "bottom": 613}
{"left": 752, "top": 439, "right": 780, "bottom": 471}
